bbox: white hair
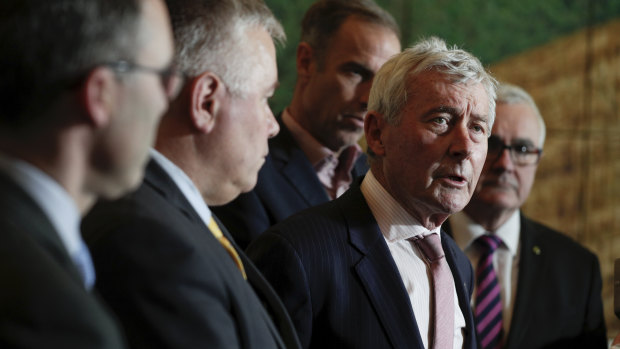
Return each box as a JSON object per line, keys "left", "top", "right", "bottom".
{"left": 496, "top": 82, "right": 546, "bottom": 147}
{"left": 368, "top": 36, "right": 498, "bottom": 129}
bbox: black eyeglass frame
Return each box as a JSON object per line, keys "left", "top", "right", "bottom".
{"left": 104, "top": 60, "right": 186, "bottom": 100}
{"left": 487, "top": 136, "right": 543, "bottom": 166}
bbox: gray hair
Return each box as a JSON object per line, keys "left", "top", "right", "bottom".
{"left": 496, "top": 83, "right": 546, "bottom": 147}
{"left": 0, "top": 0, "right": 143, "bottom": 126}
{"left": 166, "top": 0, "right": 285, "bottom": 97}
{"left": 301, "top": 0, "right": 400, "bottom": 68}
{"left": 368, "top": 37, "right": 498, "bottom": 129}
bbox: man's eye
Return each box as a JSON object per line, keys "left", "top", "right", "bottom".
{"left": 432, "top": 117, "right": 447, "bottom": 125}
{"left": 513, "top": 144, "right": 531, "bottom": 153}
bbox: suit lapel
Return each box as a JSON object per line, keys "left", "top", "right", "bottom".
{"left": 341, "top": 187, "right": 424, "bottom": 349}
{"left": 214, "top": 215, "right": 300, "bottom": 349}
{"left": 504, "top": 215, "right": 540, "bottom": 349}
{"left": 441, "top": 230, "right": 477, "bottom": 349}
{"left": 0, "top": 173, "right": 84, "bottom": 286}
{"left": 268, "top": 116, "right": 331, "bottom": 206}
{"left": 145, "top": 160, "right": 292, "bottom": 348}
{"left": 143, "top": 160, "right": 206, "bottom": 226}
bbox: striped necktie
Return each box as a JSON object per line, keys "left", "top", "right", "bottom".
{"left": 412, "top": 233, "right": 454, "bottom": 349}
{"left": 208, "top": 217, "right": 247, "bottom": 280}
{"left": 475, "top": 234, "right": 503, "bottom": 349}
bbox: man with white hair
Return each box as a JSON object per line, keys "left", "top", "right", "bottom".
{"left": 247, "top": 37, "right": 497, "bottom": 349}
{"left": 445, "top": 83, "right": 606, "bottom": 349}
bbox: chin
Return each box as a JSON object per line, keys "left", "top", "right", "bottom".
{"left": 107, "top": 171, "right": 143, "bottom": 200}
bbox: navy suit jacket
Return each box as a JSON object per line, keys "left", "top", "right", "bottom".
{"left": 0, "top": 172, "right": 126, "bottom": 348}
{"left": 211, "top": 116, "right": 369, "bottom": 249}
{"left": 82, "top": 160, "right": 301, "bottom": 349}
{"left": 445, "top": 215, "right": 606, "bottom": 349}
{"left": 247, "top": 182, "right": 478, "bottom": 349}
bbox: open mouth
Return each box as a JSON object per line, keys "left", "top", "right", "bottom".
{"left": 448, "top": 175, "right": 465, "bottom": 182}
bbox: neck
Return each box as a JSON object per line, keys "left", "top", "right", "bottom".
{"left": 0, "top": 126, "right": 93, "bottom": 215}
{"left": 463, "top": 202, "right": 517, "bottom": 231}
{"left": 370, "top": 166, "right": 448, "bottom": 231}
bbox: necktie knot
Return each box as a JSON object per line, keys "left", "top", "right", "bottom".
{"left": 412, "top": 233, "right": 445, "bottom": 263}
{"left": 476, "top": 234, "right": 502, "bottom": 254}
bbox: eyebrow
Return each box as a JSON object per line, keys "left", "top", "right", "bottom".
{"left": 423, "top": 106, "right": 490, "bottom": 124}
{"left": 510, "top": 137, "right": 536, "bottom": 146}
{"left": 340, "top": 61, "right": 373, "bottom": 81}
{"left": 490, "top": 135, "right": 536, "bottom": 147}
{"left": 422, "top": 106, "right": 459, "bottom": 118}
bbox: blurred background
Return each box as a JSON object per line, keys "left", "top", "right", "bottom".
{"left": 265, "top": 0, "right": 620, "bottom": 339}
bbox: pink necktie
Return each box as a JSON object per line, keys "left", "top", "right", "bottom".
{"left": 413, "top": 233, "right": 454, "bottom": 349}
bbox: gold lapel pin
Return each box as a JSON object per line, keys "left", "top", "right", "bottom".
{"left": 533, "top": 246, "right": 541, "bottom": 255}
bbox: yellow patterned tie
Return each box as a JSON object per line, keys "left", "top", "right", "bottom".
{"left": 208, "top": 217, "right": 247, "bottom": 280}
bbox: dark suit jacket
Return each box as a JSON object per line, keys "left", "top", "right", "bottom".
{"left": 82, "top": 160, "right": 301, "bottom": 349}
{"left": 211, "top": 116, "right": 369, "bottom": 249}
{"left": 0, "top": 172, "right": 126, "bottom": 349}
{"left": 445, "top": 215, "right": 607, "bottom": 349}
{"left": 246, "top": 182, "right": 478, "bottom": 349}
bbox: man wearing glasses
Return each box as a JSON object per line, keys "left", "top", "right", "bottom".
{"left": 445, "top": 83, "right": 606, "bottom": 348}
{"left": 0, "top": 0, "right": 176, "bottom": 347}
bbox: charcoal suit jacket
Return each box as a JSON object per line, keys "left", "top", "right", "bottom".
{"left": 0, "top": 172, "right": 126, "bottom": 349}
{"left": 444, "top": 215, "right": 606, "bottom": 349}
{"left": 247, "top": 182, "right": 478, "bottom": 349}
{"left": 82, "top": 159, "right": 301, "bottom": 349}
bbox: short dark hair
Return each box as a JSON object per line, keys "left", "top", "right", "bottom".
{"left": 301, "top": 0, "right": 400, "bottom": 66}
{"left": 0, "top": 0, "right": 144, "bottom": 127}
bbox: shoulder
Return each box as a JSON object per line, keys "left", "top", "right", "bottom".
{"left": 0, "top": 221, "right": 125, "bottom": 348}
{"left": 523, "top": 216, "right": 598, "bottom": 261}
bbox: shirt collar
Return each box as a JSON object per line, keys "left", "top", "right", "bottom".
{"left": 282, "top": 108, "right": 361, "bottom": 166}
{"left": 150, "top": 148, "right": 212, "bottom": 227}
{"left": 0, "top": 155, "right": 81, "bottom": 256}
{"left": 361, "top": 170, "right": 441, "bottom": 242}
{"left": 448, "top": 210, "right": 520, "bottom": 255}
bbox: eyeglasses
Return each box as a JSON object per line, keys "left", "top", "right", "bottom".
{"left": 105, "top": 61, "right": 186, "bottom": 101}
{"left": 487, "top": 135, "right": 542, "bottom": 166}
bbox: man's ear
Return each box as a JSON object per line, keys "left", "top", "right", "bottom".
{"left": 296, "top": 42, "right": 315, "bottom": 82}
{"left": 80, "top": 67, "right": 117, "bottom": 128}
{"left": 189, "top": 71, "right": 222, "bottom": 133}
{"left": 364, "top": 111, "right": 387, "bottom": 157}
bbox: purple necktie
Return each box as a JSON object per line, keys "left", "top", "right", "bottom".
{"left": 413, "top": 233, "right": 454, "bottom": 349}
{"left": 475, "top": 235, "right": 503, "bottom": 349}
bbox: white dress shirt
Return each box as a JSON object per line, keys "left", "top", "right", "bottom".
{"left": 361, "top": 170, "right": 466, "bottom": 349}
{"left": 448, "top": 210, "right": 521, "bottom": 337}
{"left": 0, "top": 155, "right": 91, "bottom": 287}
{"left": 150, "top": 149, "right": 214, "bottom": 227}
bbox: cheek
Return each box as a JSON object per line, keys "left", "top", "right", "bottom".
{"left": 473, "top": 143, "right": 489, "bottom": 165}
{"left": 517, "top": 170, "right": 537, "bottom": 199}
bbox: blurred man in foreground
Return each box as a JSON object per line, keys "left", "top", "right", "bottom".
{"left": 0, "top": 0, "right": 176, "bottom": 347}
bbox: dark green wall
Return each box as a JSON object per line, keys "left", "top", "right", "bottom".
{"left": 265, "top": 0, "right": 620, "bottom": 113}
